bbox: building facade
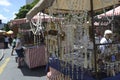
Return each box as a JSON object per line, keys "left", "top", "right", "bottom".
{"left": 0, "top": 20, "right": 5, "bottom": 29}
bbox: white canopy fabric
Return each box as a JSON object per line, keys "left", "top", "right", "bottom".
{"left": 6, "top": 30, "right": 13, "bottom": 34}
{"left": 0, "top": 30, "right": 6, "bottom": 33}
{"left": 26, "top": 0, "right": 120, "bottom": 20}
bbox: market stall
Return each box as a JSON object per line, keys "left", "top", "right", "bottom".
{"left": 9, "top": 14, "right": 49, "bottom": 68}
{"left": 26, "top": 0, "right": 120, "bottom": 79}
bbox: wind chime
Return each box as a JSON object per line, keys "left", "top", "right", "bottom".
{"left": 46, "top": 0, "right": 120, "bottom": 79}
{"left": 46, "top": 0, "right": 96, "bottom": 80}
{"left": 29, "top": 12, "right": 45, "bottom": 45}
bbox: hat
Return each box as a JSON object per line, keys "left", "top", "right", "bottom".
{"left": 104, "top": 30, "right": 112, "bottom": 35}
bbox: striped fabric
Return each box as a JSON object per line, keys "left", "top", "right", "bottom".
{"left": 24, "top": 45, "right": 47, "bottom": 69}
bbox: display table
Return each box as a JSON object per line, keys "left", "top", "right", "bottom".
{"left": 24, "top": 45, "right": 47, "bottom": 69}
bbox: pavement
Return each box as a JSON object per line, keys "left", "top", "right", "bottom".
{"left": 0, "top": 49, "right": 4, "bottom": 61}
{"left": 0, "top": 47, "right": 47, "bottom": 80}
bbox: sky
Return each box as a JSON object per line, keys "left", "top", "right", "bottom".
{"left": 0, "top": 0, "right": 26, "bottom": 23}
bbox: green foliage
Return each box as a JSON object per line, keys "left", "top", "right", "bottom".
{"left": 3, "top": 24, "right": 10, "bottom": 31}
{"left": 15, "top": 4, "right": 32, "bottom": 19}
{"left": 31, "top": 0, "right": 39, "bottom": 7}
{"left": 15, "top": 0, "right": 39, "bottom": 19}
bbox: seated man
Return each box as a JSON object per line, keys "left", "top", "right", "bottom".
{"left": 99, "top": 30, "right": 113, "bottom": 54}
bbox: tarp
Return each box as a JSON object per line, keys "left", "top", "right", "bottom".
{"left": 26, "top": 0, "right": 120, "bottom": 20}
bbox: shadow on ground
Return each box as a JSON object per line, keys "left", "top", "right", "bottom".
{"left": 20, "top": 65, "right": 46, "bottom": 77}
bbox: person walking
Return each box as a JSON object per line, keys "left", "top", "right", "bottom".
{"left": 14, "top": 34, "right": 24, "bottom": 68}
{"left": 9, "top": 36, "right": 13, "bottom": 46}
{"left": 4, "top": 35, "right": 9, "bottom": 49}
{"left": 11, "top": 36, "right": 16, "bottom": 56}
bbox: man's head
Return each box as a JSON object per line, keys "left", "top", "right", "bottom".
{"left": 104, "top": 30, "right": 113, "bottom": 39}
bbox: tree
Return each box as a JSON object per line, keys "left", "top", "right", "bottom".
{"left": 15, "top": 4, "right": 32, "bottom": 19}
{"left": 3, "top": 24, "right": 10, "bottom": 31}
{"left": 15, "top": 0, "right": 39, "bottom": 19}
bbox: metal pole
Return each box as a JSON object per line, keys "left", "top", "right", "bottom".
{"left": 90, "top": 0, "right": 98, "bottom": 79}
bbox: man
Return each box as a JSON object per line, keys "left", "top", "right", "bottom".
{"left": 99, "top": 30, "right": 113, "bottom": 54}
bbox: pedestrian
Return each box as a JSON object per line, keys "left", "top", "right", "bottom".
{"left": 4, "top": 35, "right": 9, "bottom": 49}
{"left": 14, "top": 34, "right": 24, "bottom": 68}
{"left": 11, "top": 36, "right": 16, "bottom": 56}
{"left": 9, "top": 36, "right": 13, "bottom": 46}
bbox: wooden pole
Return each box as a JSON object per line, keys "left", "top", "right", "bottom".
{"left": 90, "top": 0, "right": 98, "bottom": 79}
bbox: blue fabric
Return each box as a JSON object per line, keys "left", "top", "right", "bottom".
{"left": 102, "top": 73, "right": 120, "bottom": 80}
{"left": 46, "top": 57, "right": 120, "bottom": 80}
{"left": 111, "top": 55, "right": 116, "bottom": 62}
{"left": 73, "top": 65, "right": 77, "bottom": 80}
{"left": 78, "top": 67, "right": 81, "bottom": 80}
{"left": 69, "top": 64, "right": 72, "bottom": 78}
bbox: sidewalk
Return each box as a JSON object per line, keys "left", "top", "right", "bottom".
{"left": 0, "top": 48, "right": 47, "bottom": 80}
{"left": 0, "top": 49, "right": 4, "bottom": 61}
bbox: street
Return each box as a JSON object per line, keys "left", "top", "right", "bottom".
{"left": 0, "top": 47, "right": 47, "bottom": 80}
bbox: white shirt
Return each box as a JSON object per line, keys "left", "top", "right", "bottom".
{"left": 15, "top": 38, "right": 22, "bottom": 50}
{"left": 5, "top": 37, "right": 9, "bottom": 42}
{"left": 99, "top": 37, "right": 112, "bottom": 54}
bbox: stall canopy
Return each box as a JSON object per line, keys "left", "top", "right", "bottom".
{"left": 10, "top": 18, "right": 27, "bottom": 26}
{"left": 0, "top": 30, "right": 6, "bottom": 33}
{"left": 26, "top": 0, "right": 120, "bottom": 20}
{"left": 10, "top": 12, "right": 57, "bottom": 26}
{"left": 6, "top": 30, "right": 13, "bottom": 34}
{"left": 97, "top": 6, "right": 120, "bottom": 18}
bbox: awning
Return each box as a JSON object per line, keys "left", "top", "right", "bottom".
{"left": 26, "top": 0, "right": 120, "bottom": 20}
{"left": 10, "top": 12, "right": 62, "bottom": 26}
{"left": 6, "top": 30, "right": 14, "bottom": 34}
{"left": 10, "top": 18, "right": 27, "bottom": 26}
{"left": 98, "top": 6, "right": 120, "bottom": 18}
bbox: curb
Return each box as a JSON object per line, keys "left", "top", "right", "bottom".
{"left": 0, "top": 49, "right": 4, "bottom": 61}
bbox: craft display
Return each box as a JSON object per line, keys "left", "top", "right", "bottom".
{"left": 46, "top": 1, "right": 120, "bottom": 80}
{"left": 29, "top": 12, "right": 45, "bottom": 45}
{"left": 27, "top": 0, "right": 120, "bottom": 79}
